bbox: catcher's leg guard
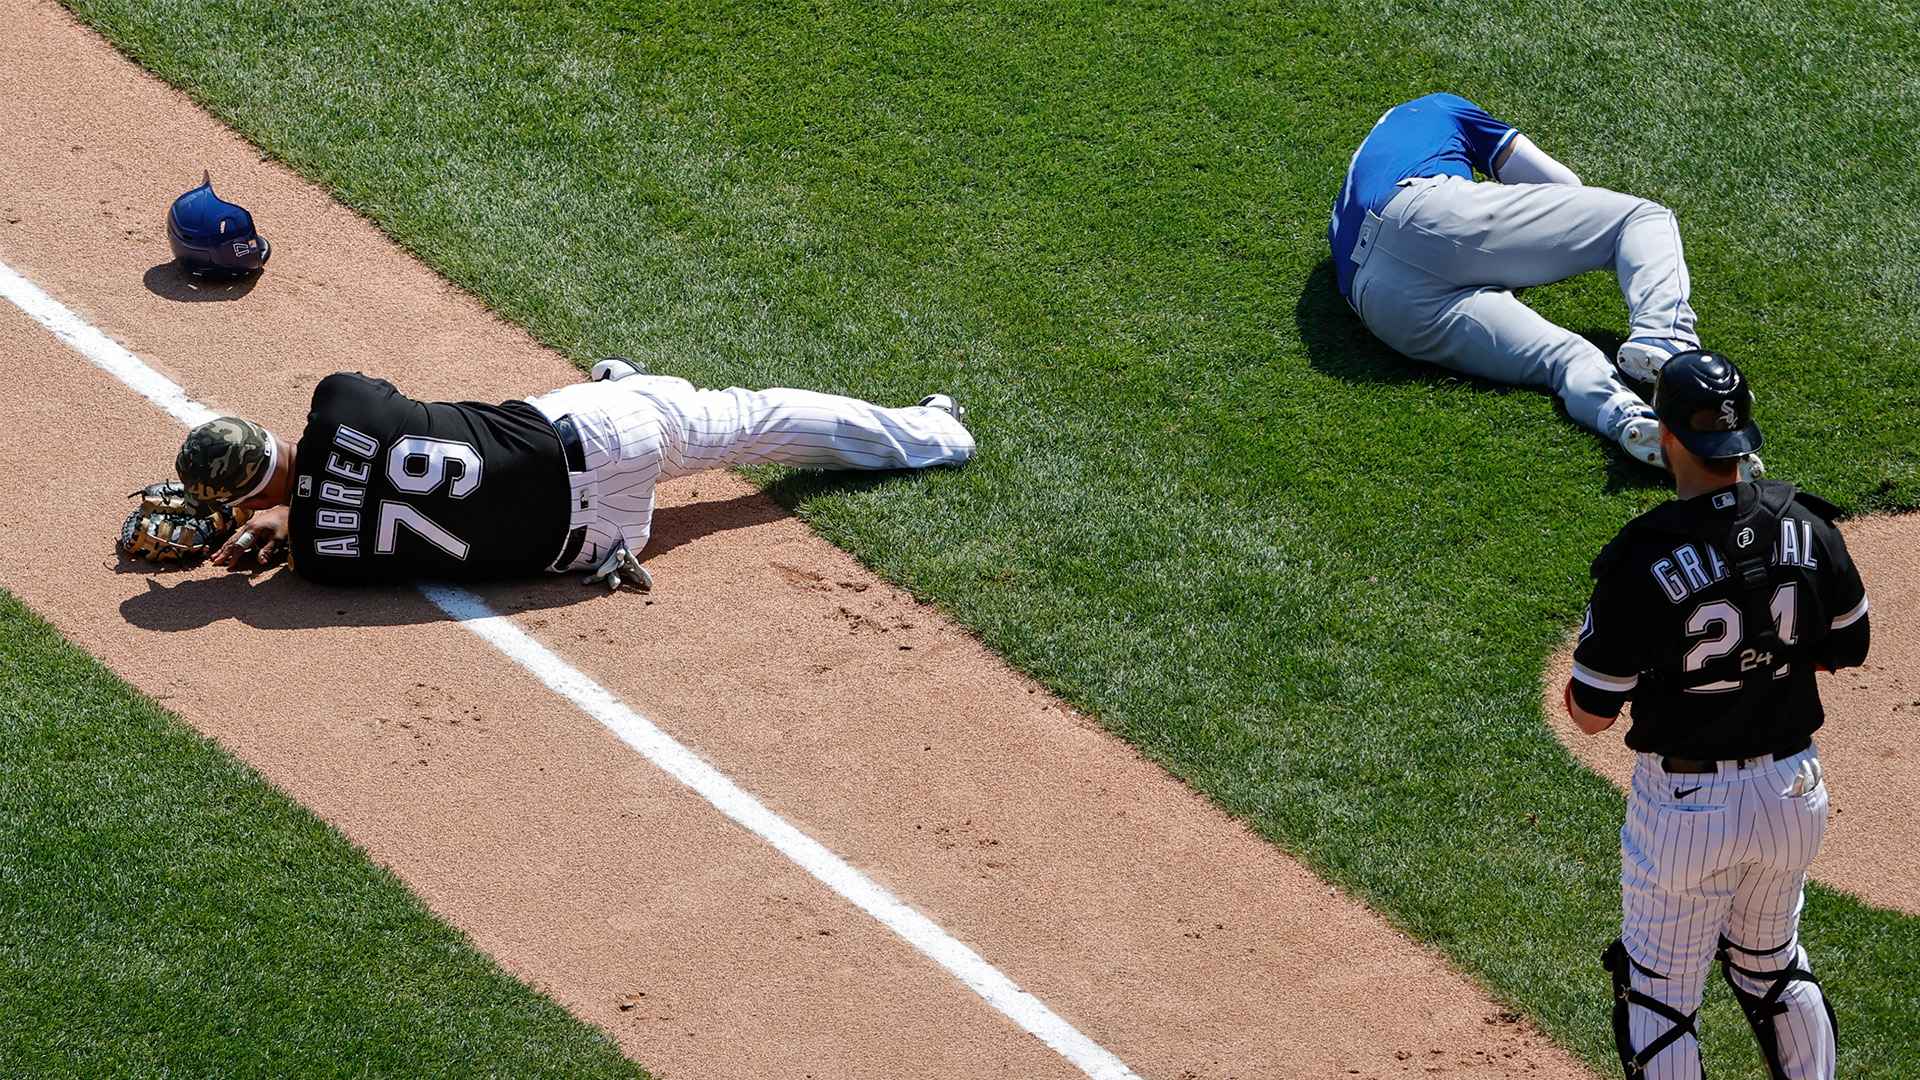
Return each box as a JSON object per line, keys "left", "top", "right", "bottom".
{"left": 1717, "top": 936, "right": 1837, "bottom": 1080}
{"left": 1603, "top": 939, "right": 1703, "bottom": 1080}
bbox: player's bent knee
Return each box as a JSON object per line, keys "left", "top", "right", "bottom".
{"left": 1622, "top": 197, "right": 1677, "bottom": 222}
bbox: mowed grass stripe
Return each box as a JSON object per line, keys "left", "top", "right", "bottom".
{"left": 58, "top": 0, "right": 1920, "bottom": 1075}
{"left": 0, "top": 591, "right": 653, "bottom": 1079}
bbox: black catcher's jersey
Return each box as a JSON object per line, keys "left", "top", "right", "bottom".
{"left": 287, "top": 373, "right": 571, "bottom": 584}
{"left": 1571, "top": 480, "right": 1870, "bottom": 759}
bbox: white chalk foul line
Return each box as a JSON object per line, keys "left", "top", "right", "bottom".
{"left": 423, "top": 584, "right": 1138, "bottom": 1080}
{"left": 0, "top": 260, "right": 217, "bottom": 428}
{"left": 0, "top": 255, "right": 1140, "bottom": 1080}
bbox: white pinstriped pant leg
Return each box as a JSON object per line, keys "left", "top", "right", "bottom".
{"left": 529, "top": 377, "right": 974, "bottom": 569}
{"left": 1620, "top": 756, "right": 1729, "bottom": 1080}
{"left": 527, "top": 381, "right": 669, "bottom": 566}
{"left": 659, "top": 384, "right": 975, "bottom": 475}
{"left": 1722, "top": 749, "right": 1834, "bottom": 1079}
{"left": 1619, "top": 748, "right": 1833, "bottom": 1080}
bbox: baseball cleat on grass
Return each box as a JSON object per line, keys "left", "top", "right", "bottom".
{"left": 1617, "top": 416, "right": 1667, "bottom": 470}
{"left": 917, "top": 393, "right": 967, "bottom": 426}
{"left": 1616, "top": 337, "right": 1697, "bottom": 383}
{"left": 590, "top": 355, "right": 649, "bottom": 381}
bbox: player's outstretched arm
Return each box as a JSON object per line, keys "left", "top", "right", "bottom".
{"left": 1493, "top": 134, "right": 1582, "bottom": 186}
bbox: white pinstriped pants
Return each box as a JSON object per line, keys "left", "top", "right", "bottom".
{"left": 529, "top": 376, "right": 975, "bottom": 571}
{"left": 1620, "top": 743, "right": 1835, "bottom": 1079}
{"left": 1350, "top": 174, "right": 1697, "bottom": 439}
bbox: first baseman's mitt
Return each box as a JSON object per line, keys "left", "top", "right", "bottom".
{"left": 119, "top": 482, "right": 239, "bottom": 563}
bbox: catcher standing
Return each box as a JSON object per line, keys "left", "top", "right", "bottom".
{"left": 1565, "top": 351, "right": 1870, "bottom": 1080}
{"left": 164, "top": 359, "right": 973, "bottom": 588}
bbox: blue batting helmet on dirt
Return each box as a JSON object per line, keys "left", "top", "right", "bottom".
{"left": 167, "top": 171, "right": 271, "bottom": 276}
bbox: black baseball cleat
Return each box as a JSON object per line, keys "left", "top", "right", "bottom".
{"left": 917, "top": 393, "right": 967, "bottom": 427}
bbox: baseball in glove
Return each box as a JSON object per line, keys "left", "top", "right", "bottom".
{"left": 119, "top": 482, "right": 241, "bottom": 564}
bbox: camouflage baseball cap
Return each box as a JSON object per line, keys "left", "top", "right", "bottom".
{"left": 176, "top": 416, "right": 275, "bottom": 506}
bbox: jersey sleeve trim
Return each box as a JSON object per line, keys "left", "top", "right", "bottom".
{"left": 1571, "top": 662, "right": 1638, "bottom": 694}
{"left": 1488, "top": 128, "right": 1520, "bottom": 176}
{"left": 1831, "top": 594, "right": 1869, "bottom": 630}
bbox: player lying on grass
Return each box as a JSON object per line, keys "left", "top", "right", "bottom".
{"left": 1330, "top": 93, "right": 1758, "bottom": 478}
{"left": 171, "top": 359, "right": 972, "bottom": 589}
{"left": 1564, "top": 351, "right": 1868, "bottom": 1080}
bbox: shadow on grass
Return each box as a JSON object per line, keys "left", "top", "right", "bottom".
{"left": 758, "top": 465, "right": 937, "bottom": 511}
{"left": 1293, "top": 258, "right": 1424, "bottom": 384}
{"left": 1294, "top": 257, "right": 1665, "bottom": 491}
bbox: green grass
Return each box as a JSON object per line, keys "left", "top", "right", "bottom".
{"left": 45, "top": 0, "right": 1920, "bottom": 1074}
{"left": 0, "top": 591, "right": 652, "bottom": 1080}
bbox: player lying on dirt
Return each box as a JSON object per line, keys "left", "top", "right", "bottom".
{"left": 171, "top": 359, "right": 972, "bottom": 589}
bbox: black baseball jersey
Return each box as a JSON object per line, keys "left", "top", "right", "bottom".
{"left": 287, "top": 373, "right": 571, "bottom": 584}
{"left": 1571, "top": 479, "right": 1870, "bottom": 759}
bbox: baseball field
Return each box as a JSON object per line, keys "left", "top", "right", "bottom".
{"left": 1, "top": 0, "right": 1916, "bottom": 1076}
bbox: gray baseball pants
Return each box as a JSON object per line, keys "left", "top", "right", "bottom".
{"left": 1348, "top": 174, "right": 1697, "bottom": 438}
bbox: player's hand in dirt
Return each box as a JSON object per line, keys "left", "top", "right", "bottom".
{"left": 212, "top": 505, "right": 287, "bottom": 568}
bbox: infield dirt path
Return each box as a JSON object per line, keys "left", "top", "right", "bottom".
{"left": 0, "top": 2, "right": 1909, "bottom": 1079}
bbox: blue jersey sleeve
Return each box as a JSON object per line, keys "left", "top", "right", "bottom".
{"left": 1436, "top": 94, "right": 1519, "bottom": 177}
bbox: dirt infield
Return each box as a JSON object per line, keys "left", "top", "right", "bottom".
{"left": 0, "top": 1, "right": 1908, "bottom": 1078}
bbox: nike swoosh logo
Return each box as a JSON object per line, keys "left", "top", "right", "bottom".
{"left": 1675, "top": 786, "right": 1703, "bottom": 799}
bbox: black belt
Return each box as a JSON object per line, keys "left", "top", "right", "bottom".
{"left": 553, "top": 414, "right": 586, "bottom": 472}
{"left": 550, "top": 415, "right": 588, "bottom": 570}
{"left": 1662, "top": 737, "right": 1811, "bottom": 774}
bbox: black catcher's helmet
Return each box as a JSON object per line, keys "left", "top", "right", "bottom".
{"left": 1653, "top": 350, "right": 1763, "bottom": 460}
